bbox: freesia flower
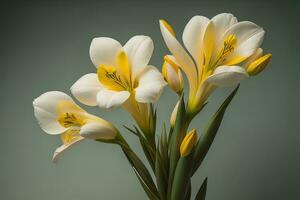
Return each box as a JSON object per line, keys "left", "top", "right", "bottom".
{"left": 162, "top": 55, "right": 184, "bottom": 94}
{"left": 33, "top": 91, "right": 117, "bottom": 163}
{"left": 71, "top": 36, "right": 166, "bottom": 133}
{"left": 160, "top": 13, "right": 270, "bottom": 114}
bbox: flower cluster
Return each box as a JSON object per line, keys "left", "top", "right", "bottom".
{"left": 33, "top": 13, "right": 271, "bottom": 199}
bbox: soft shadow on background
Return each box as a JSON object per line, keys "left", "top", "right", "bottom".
{"left": 1, "top": 0, "right": 299, "bottom": 199}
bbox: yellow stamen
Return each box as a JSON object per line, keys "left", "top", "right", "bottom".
{"left": 180, "top": 129, "right": 197, "bottom": 157}
{"left": 57, "top": 112, "right": 86, "bottom": 128}
{"left": 213, "top": 34, "right": 238, "bottom": 67}
{"left": 223, "top": 34, "right": 237, "bottom": 57}
{"left": 247, "top": 53, "right": 272, "bottom": 76}
{"left": 160, "top": 19, "right": 176, "bottom": 36}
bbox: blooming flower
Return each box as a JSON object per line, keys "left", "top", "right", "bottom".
{"left": 71, "top": 35, "right": 166, "bottom": 108}
{"left": 71, "top": 36, "right": 166, "bottom": 133}
{"left": 33, "top": 91, "right": 117, "bottom": 163}
{"left": 160, "top": 13, "right": 271, "bottom": 114}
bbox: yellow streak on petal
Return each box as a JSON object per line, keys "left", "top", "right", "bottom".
{"left": 160, "top": 19, "right": 176, "bottom": 36}
{"left": 203, "top": 22, "right": 215, "bottom": 67}
{"left": 247, "top": 53, "right": 272, "bottom": 76}
{"left": 60, "top": 129, "right": 81, "bottom": 144}
{"left": 56, "top": 101, "right": 84, "bottom": 116}
{"left": 224, "top": 55, "right": 247, "bottom": 66}
{"left": 180, "top": 129, "right": 197, "bottom": 157}
{"left": 116, "top": 50, "right": 131, "bottom": 84}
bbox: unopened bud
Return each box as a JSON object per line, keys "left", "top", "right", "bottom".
{"left": 162, "top": 55, "right": 184, "bottom": 93}
{"left": 180, "top": 129, "right": 197, "bottom": 157}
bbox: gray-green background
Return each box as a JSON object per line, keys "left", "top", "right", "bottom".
{"left": 1, "top": 0, "right": 299, "bottom": 199}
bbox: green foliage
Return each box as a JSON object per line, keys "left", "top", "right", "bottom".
{"left": 192, "top": 85, "right": 239, "bottom": 174}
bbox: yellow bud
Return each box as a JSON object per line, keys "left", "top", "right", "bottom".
{"left": 247, "top": 53, "right": 272, "bottom": 76}
{"left": 162, "top": 55, "right": 184, "bottom": 93}
{"left": 180, "top": 129, "right": 197, "bottom": 157}
{"left": 160, "top": 19, "right": 176, "bottom": 36}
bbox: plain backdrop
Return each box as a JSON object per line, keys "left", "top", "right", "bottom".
{"left": 1, "top": 0, "right": 299, "bottom": 199}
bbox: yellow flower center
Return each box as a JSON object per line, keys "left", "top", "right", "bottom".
{"left": 97, "top": 51, "right": 133, "bottom": 92}
{"left": 212, "top": 34, "right": 237, "bottom": 67}
{"left": 57, "top": 112, "right": 86, "bottom": 128}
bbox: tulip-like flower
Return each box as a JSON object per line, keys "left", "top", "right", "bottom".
{"left": 71, "top": 36, "right": 166, "bottom": 133}
{"left": 160, "top": 13, "right": 268, "bottom": 114}
{"left": 33, "top": 91, "right": 118, "bottom": 163}
{"left": 162, "top": 55, "right": 184, "bottom": 94}
{"left": 180, "top": 129, "right": 197, "bottom": 157}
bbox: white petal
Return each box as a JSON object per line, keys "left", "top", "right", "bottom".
{"left": 124, "top": 35, "right": 154, "bottom": 77}
{"left": 135, "top": 66, "right": 167, "bottom": 103}
{"left": 224, "top": 21, "right": 265, "bottom": 57}
{"left": 71, "top": 73, "right": 102, "bottom": 106}
{"left": 166, "top": 62, "right": 181, "bottom": 88}
{"left": 159, "top": 20, "right": 198, "bottom": 92}
{"left": 212, "top": 13, "right": 237, "bottom": 42}
{"left": 244, "top": 48, "right": 263, "bottom": 67}
{"left": 80, "top": 122, "right": 116, "bottom": 140}
{"left": 97, "top": 89, "right": 130, "bottom": 109}
{"left": 52, "top": 137, "right": 85, "bottom": 163}
{"left": 33, "top": 91, "right": 72, "bottom": 135}
{"left": 206, "top": 65, "right": 248, "bottom": 87}
{"left": 89, "top": 37, "right": 122, "bottom": 67}
{"left": 182, "top": 15, "right": 210, "bottom": 67}
{"left": 235, "top": 30, "right": 265, "bottom": 57}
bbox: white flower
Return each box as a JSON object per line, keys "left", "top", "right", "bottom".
{"left": 71, "top": 36, "right": 166, "bottom": 109}
{"left": 33, "top": 91, "right": 117, "bottom": 163}
{"left": 160, "top": 13, "right": 267, "bottom": 112}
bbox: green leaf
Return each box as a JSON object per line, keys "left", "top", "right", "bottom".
{"left": 184, "top": 181, "right": 191, "bottom": 200}
{"left": 170, "top": 150, "right": 194, "bottom": 200}
{"left": 192, "top": 85, "right": 239, "bottom": 174}
{"left": 195, "top": 178, "right": 207, "bottom": 200}
{"left": 120, "top": 145, "right": 159, "bottom": 198}
{"left": 134, "top": 169, "right": 160, "bottom": 200}
{"left": 155, "top": 145, "right": 167, "bottom": 200}
{"left": 160, "top": 123, "right": 169, "bottom": 172}
{"left": 123, "top": 125, "right": 156, "bottom": 171}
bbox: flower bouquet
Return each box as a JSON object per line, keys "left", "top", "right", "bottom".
{"left": 33, "top": 13, "right": 271, "bottom": 200}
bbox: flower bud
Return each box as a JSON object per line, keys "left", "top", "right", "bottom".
{"left": 162, "top": 55, "right": 184, "bottom": 93}
{"left": 247, "top": 53, "right": 272, "bottom": 76}
{"left": 180, "top": 129, "right": 197, "bottom": 157}
{"left": 170, "top": 101, "right": 179, "bottom": 127}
